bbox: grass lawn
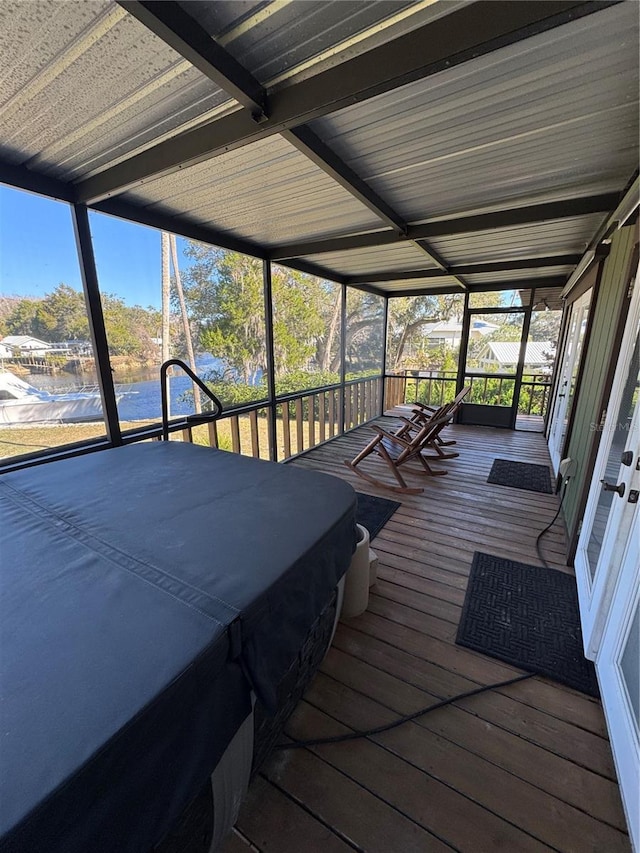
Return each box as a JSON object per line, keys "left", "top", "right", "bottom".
{"left": 0, "top": 413, "right": 339, "bottom": 462}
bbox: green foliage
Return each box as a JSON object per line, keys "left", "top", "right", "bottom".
{"left": 387, "top": 294, "right": 464, "bottom": 370}
{"left": 181, "top": 246, "right": 340, "bottom": 382}
{"left": 3, "top": 284, "right": 161, "bottom": 360}
{"left": 345, "top": 290, "right": 385, "bottom": 373}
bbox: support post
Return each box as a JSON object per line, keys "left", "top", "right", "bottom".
{"left": 340, "top": 284, "right": 347, "bottom": 433}
{"left": 71, "top": 204, "right": 122, "bottom": 446}
{"left": 263, "top": 259, "right": 278, "bottom": 461}
{"left": 381, "top": 295, "right": 389, "bottom": 416}
{"left": 512, "top": 294, "right": 534, "bottom": 429}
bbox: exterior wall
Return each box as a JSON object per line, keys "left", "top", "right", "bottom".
{"left": 562, "top": 224, "right": 638, "bottom": 555}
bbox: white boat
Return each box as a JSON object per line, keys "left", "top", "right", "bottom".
{"left": 0, "top": 371, "right": 108, "bottom": 425}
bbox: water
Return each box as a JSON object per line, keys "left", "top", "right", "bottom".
{"left": 26, "top": 355, "right": 225, "bottom": 423}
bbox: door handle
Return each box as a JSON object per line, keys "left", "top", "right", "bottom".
{"left": 620, "top": 450, "right": 634, "bottom": 466}
{"left": 601, "top": 480, "right": 626, "bottom": 498}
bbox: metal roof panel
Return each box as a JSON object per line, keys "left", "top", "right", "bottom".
{"left": 303, "top": 242, "right": 439, "bottom": 277}
{"left": 308, "top": 3, "right": 639, "bottom": 221}
{"left": 122, "top": 135, "right": 383, "bottom": 245}
{"left": 427, "top": 215, "right": 605, "bottom": 265}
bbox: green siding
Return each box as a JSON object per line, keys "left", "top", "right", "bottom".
{"left": 562, "top": 225, "right": 636, "bottom": 548}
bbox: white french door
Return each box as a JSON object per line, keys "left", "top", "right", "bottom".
{"left": 574, "top": 269, "right": 639, "bottom": 850}
{"left": 548, "top": 289, "right": 592, "bottom": 474}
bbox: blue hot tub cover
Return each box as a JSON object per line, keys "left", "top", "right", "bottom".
{"left": 0, "top": 442, "right": 357, "bottom": 853}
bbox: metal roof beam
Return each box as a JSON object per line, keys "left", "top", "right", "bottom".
{"left": 0, "top": 161, "right": 76, "bottom": 203}
{"left": 274, "top": 257, "right": 348, "bottom": 285}
{"left": 116, "top": 8, "right": 458, "bottom": 280}
{"left": 117, "top": 1, "right": 268, "bottom": 119}
{"left": 269, "top": 194, "right": 620, "bottom": 259}
{"left": 387, "top": 277, "right": 566, "bottom": 298}
{"left": 282, "top": 127, "right": 407, "bottom": 236}
{"left": 346, "top": 254, "right": 582, "bottom": 284}
{"left": 76, "top": 2, "right": 610, "bottom": 204}
{"left": 93, "top": 198, "right": 267, "bottom": 259}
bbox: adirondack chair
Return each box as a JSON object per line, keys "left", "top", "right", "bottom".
{"left": 344, "top": 408, "right": 454, "bottom": 494}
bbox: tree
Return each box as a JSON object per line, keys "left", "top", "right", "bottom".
{"left": 4, "top": 284, "right": 89, "bottom": 341}
{"left": 387, "top": 293, "right": 464, "bottom": 369}
{"left": 180, "top": 245, "right": 333, "bottom": 382}
{"left": 3, "top": 285, "right": 162, "bottom": 360}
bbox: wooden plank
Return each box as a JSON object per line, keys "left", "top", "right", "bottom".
{"left": 207, "top": 420, "right": 219, "bottom": 448}
{"left": 235, "top": 775, "right": 351, "bottom": 853}
{"left": 328, "top": 390, "right": 335, "bottom": 438}
{"left": 344, "top": 386, "right": 352, "bottom": 431}
{"left": 302, "top": 676, "right": 629, "bottom": 851}
{"left": 295, "top": 398, "right": 304, "bottom": 455}
{"left": 181, "top": 427, "right": 192, "bottom": 443}
{"left": 230, "top": 415, "right": 241, "bottom": 454}
{"left": 319, "top": 392, "right": 326, "bottom": 443}
{"left": 318, "top": 650, "right": 627, "bottom": 831}
{"left": 286, "top": 701, "right": 552, "bottom": 853}
{"left": 331, "top": 625, "right": 617, "bottom": 779}
{"left": 308, "top": 395, "right": 316, "bottom": 448}
{"left": 220, "top": 830, "right": 257, "bottom": 853}
{"left": 282, "top": 404, "right": 292, "bottom": 459}
{"left": 262, "top": 746, "right": 450, "bottom": 853}
{"left": 249, "top": 409, "right": 259, "bottom": 458}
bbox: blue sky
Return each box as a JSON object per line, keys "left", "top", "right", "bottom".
{"left": 0, "top": 184, "right": 189, "bottom": 309}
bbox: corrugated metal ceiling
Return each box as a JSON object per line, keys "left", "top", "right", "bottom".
{"left": 0, "top": 0, "right": 637, "bottom": 296}
{"left": 180, "top": 0, "right": 464, "bottom": 88}
{"left": 377, "top": 276, "right": 464, "bottom": 293}
{"left": 0, "top": 1, "right": 228, "bottom": 180}
{"left": 306, "top": 3, "right": 638, "bottom": 223}
{"left": 463, "top": 267, "right": 573, "bottom": 287}
{"left": 303, "top": 243, "right": 440, "bottom": 278}
{"left": 426, "top": 215, "right": 606, "bottom": 266}
{"left": 123, "top": 135, "right": 383, "bottom": 245}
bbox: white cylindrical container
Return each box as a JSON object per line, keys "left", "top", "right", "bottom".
{"left": 341, "top": 524, "right": 370, "bottom": 619}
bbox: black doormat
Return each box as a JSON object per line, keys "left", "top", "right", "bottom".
{"left": 456, "top": 552, "right": 599, "bottom": 698}
{"left": 487, "top": 458, "right": 553, "bottom": 494}
{"left": 356, "top": 492, "right": 401, "bottom": 540}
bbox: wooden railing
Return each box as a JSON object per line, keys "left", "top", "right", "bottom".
{"left": 385, "top": 370, "right": 552, "bottom": 418}
{"left": 518, "top": 374, "right": 552, "bottom": 416}
{"left": 384, "top": 371, "right": 458, "bottom": 411}
{"left": 144, "top": 375, "right": 383, "bottom": 462}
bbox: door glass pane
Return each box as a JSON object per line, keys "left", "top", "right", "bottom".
{"left": 561, "top": 300, "right": 591, "bottom": 449}
{"left": 587, "top": 325, "right": 640, "bottom": 577}
{"left": 620, "top": 603, "right": 640, "bottom": 727}
{"left": 464, "top": 311, "right": 524, "bottom": 407}
{"left": 518, "top": 293, "right": 562, "bottom": 431}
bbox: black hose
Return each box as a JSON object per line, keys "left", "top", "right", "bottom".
{"left": 535, "top": 478, "right": 569, "bottom": 568}
{"left": 273, "top": 672, "right": 534, "bottom": 750}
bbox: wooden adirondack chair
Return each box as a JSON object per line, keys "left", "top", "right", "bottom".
{"left": 344, "top": 409, "right": 453, "bottom": 494}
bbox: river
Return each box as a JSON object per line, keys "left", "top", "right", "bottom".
{"left": 26, "top": 355, "right": 227, "bottom": 422}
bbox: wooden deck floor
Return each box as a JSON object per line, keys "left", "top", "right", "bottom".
{"left": 223, "top": 422, "right": 630, "bottom": 853}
